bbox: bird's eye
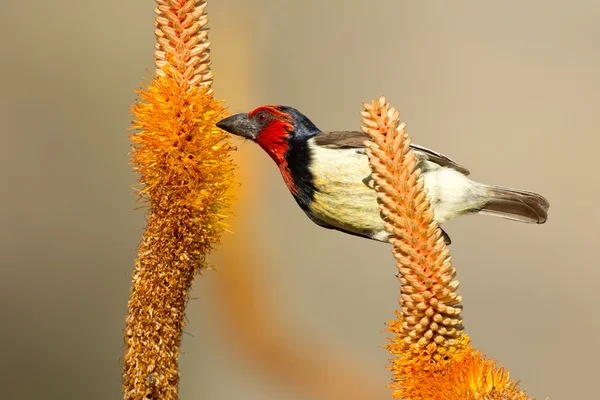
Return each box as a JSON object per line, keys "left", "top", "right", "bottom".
{"left": 256, "top": 112, "right": 268, "bottom": 123}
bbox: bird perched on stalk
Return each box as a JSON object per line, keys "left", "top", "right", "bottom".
{"left": 216, "top": 105, "right": 549, "bottom": 244}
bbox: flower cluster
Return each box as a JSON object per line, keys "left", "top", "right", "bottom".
{"left": 362, "top": 97, "right": 530, "bottom": 400}
{"left": 123, "top": 1, "right": 234, "bottom": 399}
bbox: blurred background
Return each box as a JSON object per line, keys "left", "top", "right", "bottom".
{"left": 1, "top": 1, "right": 599, "bottom": 399}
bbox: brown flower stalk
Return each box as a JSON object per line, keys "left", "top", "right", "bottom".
{"left": 362, "top": 97, "right": 530, "bottom": 399}
{"left": 123, "top": 1, "right": 233, "bottom": 399}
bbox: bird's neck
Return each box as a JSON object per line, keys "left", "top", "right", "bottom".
{"left": 258, "top": 119, "right": 320, "bottom": 210}
{"left": 278, "top": 134, "right": 317, "bottom": 211}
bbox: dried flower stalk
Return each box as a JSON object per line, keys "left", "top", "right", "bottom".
{"left": 362, "top": 97, "right": 530, "bottom": 399}
{"left": 123, "top": 1, "right": 233, "bottom": 399}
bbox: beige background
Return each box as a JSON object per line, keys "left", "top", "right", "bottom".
{"left": 1, "top": 1, "right": 599, "bottom": 399}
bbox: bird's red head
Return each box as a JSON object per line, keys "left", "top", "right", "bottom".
{"left": 248, "top": 105, "right": 295, "bottom": 165}
{"left": 216, "top": 105, "right": 295, "bottom": 166}
{"left": 217, "top": 105, "right": 322, "bottom": 164}
{"left": 217, "top": 105, "right": 320, "bottom": 194}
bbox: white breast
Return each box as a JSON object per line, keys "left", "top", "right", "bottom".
{"left": 307, "top": 139, "right": 384, "bottom": 235}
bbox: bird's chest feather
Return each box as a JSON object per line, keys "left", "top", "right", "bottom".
{"left": 306, "top": 144, "right": 383, "bottom": 232}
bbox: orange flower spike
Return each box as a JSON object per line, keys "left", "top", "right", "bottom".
{"left": 123, "top": 1, "right": 234, "bottom": 399}
{"left": 154, "top": 0, "right": 213, "bottom": 91}
{"left": 361, "top": 97, "right": 463, "bottom": 357}
{"left": 362, "top": 97, "right": 531, "bottom": 399}
{"left": 415, "top": 351, "right": 531, "bottom": 400}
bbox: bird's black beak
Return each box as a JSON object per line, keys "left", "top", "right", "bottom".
{"left": 216, "top": 113, "right": 260, "bottom": 140}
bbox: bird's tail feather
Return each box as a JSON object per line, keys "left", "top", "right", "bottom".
{"left": 477, "top": 185, "right": 549, "bottom": 224}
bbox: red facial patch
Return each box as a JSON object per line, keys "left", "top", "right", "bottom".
{"left": 250, "top": 106, "right": 297, "bottom": 193}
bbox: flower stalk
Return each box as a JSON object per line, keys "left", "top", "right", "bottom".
{"left": 123, "top": 1, "right": 233, "bottom": 399}
{"left": 362, "top": 97, "right": 530, "bottom": 400}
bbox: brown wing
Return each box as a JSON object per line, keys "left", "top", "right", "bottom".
{"left": 314, "top": 131, "right": 470, "bottom": 175}
{"left": 313, "top": 130, "right": 370, "bottom": 148}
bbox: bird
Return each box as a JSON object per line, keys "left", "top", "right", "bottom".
{"left": 216, "top": 105, "right": 549, "bottom": 244}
